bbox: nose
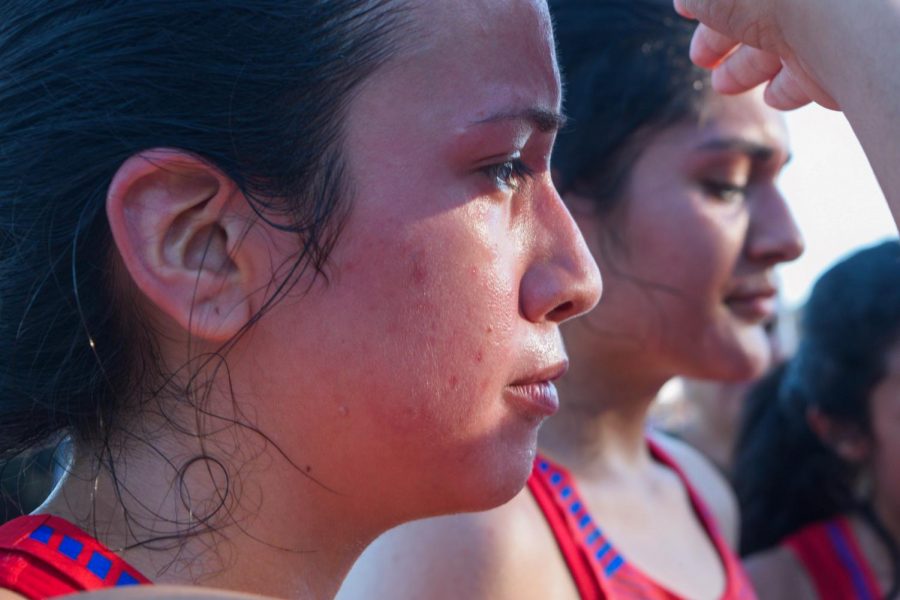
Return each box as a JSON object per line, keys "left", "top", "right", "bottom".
{"left": 745, "top": 186, "right": 804, "bottom": 265}
{"left": 520, "top": 182, "right": 602, "bottom": 324}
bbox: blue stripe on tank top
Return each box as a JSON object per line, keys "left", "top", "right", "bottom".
{"left": 826, "top": 522, "right": 876, "bottom": 600}
{"left": 605, "top": 554, "right": 625, "bottom": 577}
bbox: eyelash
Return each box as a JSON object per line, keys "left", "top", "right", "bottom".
{"left": 483, "top": 158, "right": 535, "bottom": 191}
{"left": 702, "top": 180, "right": 748, "bottom": 203}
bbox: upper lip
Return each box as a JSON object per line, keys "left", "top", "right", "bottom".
{"left": 509, "top": 359, "right": 569, "bottom": 386}
{"left": 724, "top": 280, "right": 777, "bottom": 301}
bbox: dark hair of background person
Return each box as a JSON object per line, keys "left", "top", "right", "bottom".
{"left": 0, "top": 0, "right": 409, "bottom": 526}
{"left": 734, "top": 241, "right": 900, "bottom": 595}
{"left": 549, "top": 0, "right": 710, "bottom": 220}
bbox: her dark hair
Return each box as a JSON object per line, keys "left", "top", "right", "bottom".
{"left": 735, "top": 241, "right": 900, "bottom": 574}
{"left": 549, "top": 0, "right": 709, "bottom": 215}
{"left": 0, "top": 1, "right": 408, "bottom": 477}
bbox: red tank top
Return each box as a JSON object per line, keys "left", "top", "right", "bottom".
{"left": 0, "top": 514, "right": 150, "bottom": 599}
{"left": 527, "top": 439, "right": 756, "bottom": 600}
{"left": 784, "top": 516, "right": 883, "bottom": 600}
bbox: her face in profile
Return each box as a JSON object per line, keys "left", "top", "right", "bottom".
{"left": 568, "top": 88, "right": 802, "bottom": 384}
{"left": 233, "top": 0, "right": 600, "bottom": 521}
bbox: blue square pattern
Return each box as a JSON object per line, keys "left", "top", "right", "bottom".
{"left": 87, "top": 551, "right": 113, "bottom": 580}
{"left": 116, "top": 572, "right": 141, "bottom": 586}
{"left": 58, "top": 535, "right": 83, "bottom": 560}
{"left": 29, "top": 525, "right": 53, "bottom": 544}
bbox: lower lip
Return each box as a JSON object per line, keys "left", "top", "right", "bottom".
{"left": 725, "top": 296, "right": 775, "bottom": 322}
{"left": 504, "top": 381, "right": 560, "bottom": 418}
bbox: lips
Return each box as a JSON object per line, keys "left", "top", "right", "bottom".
{"left": 724, "top": 286, "right": 777, "bottom": 322}
{"left": 505, "top": 361, "right": 568, "bottom": 418}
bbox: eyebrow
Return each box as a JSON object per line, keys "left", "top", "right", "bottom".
{"left": 474, "top": 107, "right": 568, "bottom": 133}
{"left": 695, "top": 138, "right": 791, "bottom": 164}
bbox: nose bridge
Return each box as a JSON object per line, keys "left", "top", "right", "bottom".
{"left": 522, "top": 183, "right": 602, "bottom": 324}
{"left": 748, "top": 185, "right": 804, "bottom": 264}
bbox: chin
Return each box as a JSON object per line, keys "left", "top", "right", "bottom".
{"left": 716, "top": 338, "right": 771, "bottom": 381}
{"left": 420, "top": 437, "right": 537, "bottom": 518}
{"left": 688, "top": 325, "right": 772, "bottom": 382}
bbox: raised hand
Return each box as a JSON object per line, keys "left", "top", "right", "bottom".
{"left": 674, "top": 0, "right": 839, "bottom": 110}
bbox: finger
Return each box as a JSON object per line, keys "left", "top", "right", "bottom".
{"left": 690, "top": 23, "right": 740, "bottom": 68}
{"left": 763, "top": 69, "right": 813, "bottom": 111}
{"left": 767, "top": 64, "right": 841, "bottom": 111}
{"left": 711, "top": 44, "right": 781, "bottom": 95}
{"left": 673, "top": 0, "right": 695, "bottom": 19}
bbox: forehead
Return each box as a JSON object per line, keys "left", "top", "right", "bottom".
{"left": 388, "top": 0, "right": 561, "bottom": 119}
{"left": 695, "top": 89, "right": 790, "bottom": 151}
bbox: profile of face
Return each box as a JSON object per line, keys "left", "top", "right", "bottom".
{"left": 565, "top": 88, "right": 803, "bottom": 385}
{"left": 108, "top": 0, "right": 600, "bottom": 529}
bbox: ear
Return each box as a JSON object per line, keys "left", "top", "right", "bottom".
{"left": 106, "top": 149, "right": 254, "bottom": 342}
{"left": 806, "top": 406, "right": 871, "bottom": 464}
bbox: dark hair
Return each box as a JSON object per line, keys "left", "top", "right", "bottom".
{"left": 0, "top": 1, "right": 408, "bottom": 486}
{"left": 735, "top": 241, "right": 900, "bottom": 579}
{"left": 549, "top": 0, "right": 709, "bottom": 215}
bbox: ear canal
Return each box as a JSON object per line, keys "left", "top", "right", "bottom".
{"left": 183, "top": 223, "right": 236, "bottom": 273}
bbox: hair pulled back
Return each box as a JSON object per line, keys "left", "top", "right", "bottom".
{"left": 0, "top": 1, "right": 408, "bottom": 465}
{"left": 549, "top": 0, "right": 709, "bottom": 214}
{"left": 736, "top": 241, "right": 900, "bottom": 561}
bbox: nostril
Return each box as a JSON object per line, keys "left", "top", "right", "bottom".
{"left": 548, "top": 300, "right": 575, "bottom": 322}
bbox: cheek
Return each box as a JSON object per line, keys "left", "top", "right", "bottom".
{"left": 334, "top": 214, "right": 520, "bottom": 436}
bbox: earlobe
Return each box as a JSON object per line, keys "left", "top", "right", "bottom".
{"left": 806, "top": 407, "right": 871, "bottom": 464}
{"left": 106, "top": 149, "right": 254, "bottom": 342}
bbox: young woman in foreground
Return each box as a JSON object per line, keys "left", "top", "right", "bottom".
{"left": 339, "top": 1, "right": 802, "bottom": 598}
{"left": 735, "top": 241, "right": 900, "bottom": 600}
{"left": 0, "top": 1, "right": 601, "bottom": 598}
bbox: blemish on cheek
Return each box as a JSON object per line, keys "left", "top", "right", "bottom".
{"left": 305, "top": 465, "right": 312, "bottom": 473}
{"left": 475, "top": 349, "right": 484, "bottom": 363}
{"left": 410, "top": 257, "right": 429, "bottom": 286}
{"left": 448, "top": 375, "right": 460, "bottom": 389}
{"left": 485, "top": 325, "right": 494, "bottom": 334}
{"left": 338, "top": 405, "right": 349, "bottom": 417}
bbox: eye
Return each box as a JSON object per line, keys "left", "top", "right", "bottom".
{"left": 701, "top": 180, "right": 748, "bottom": 204}
{"left": 482, "top": 157, "right": 535, "bottom": 191}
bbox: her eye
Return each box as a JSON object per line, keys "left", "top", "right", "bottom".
{"left": 702, "top": 180, "right": 748, "bottom": 203}
{"left": 483, "top": 158, "right": 535, "bottom": 191}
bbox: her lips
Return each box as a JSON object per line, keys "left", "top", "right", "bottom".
{"left": 505, "top": 360, "right": 568, "bottom": 418}
{"left": 724, "top": 289, "right": 776, "bottom": 322}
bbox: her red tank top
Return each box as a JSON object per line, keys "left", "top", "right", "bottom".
{"left": 0, "top": 514, "right": 150, "bottom": 599}
{"left": 527, "top": 439, "right": 756, "bottom": 600}
{"left": 784, "top": 516, "right": 883, "bottom": 600}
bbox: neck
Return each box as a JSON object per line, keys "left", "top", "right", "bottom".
{"left": 39, "top": 427, "right": 377, "bottom": 599}
{"left": 539, "top": 357, "right": 670, "bottom": 481}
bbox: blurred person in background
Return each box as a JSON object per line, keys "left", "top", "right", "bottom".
{"left": 735, "top": 240, "right": 900, "bottom": 599}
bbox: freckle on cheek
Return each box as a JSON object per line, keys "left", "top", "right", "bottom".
{"left": 448, "top": 375, "right": 459, "bottom": 389}
{"left": 410, "top": 257, "right": 429, "bottom": 286}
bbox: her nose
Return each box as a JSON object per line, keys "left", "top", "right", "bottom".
{"left": 746, "top": 186, "right": 805, "bottom": 266}
{"left": 520, "top": 183, "right": 602, "bottom": 324}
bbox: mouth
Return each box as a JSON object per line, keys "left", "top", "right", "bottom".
{"left": 504, "top": 360, "right": 568, "bottom": 418}
{"left": 723, "top": 287, "right": 777, "bottom": 322}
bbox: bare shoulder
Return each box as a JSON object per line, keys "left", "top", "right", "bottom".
{"left": 0, "top": 590, "right": 27, "bottom": 600}
{"left": 338, "top": 488, "right": 575, "bottom": 600}
{"left": 648, "top": 429, "right": 739, "bottom": 548}
{"left": 744, "top": 545, "right": 817, "bottom": 600}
